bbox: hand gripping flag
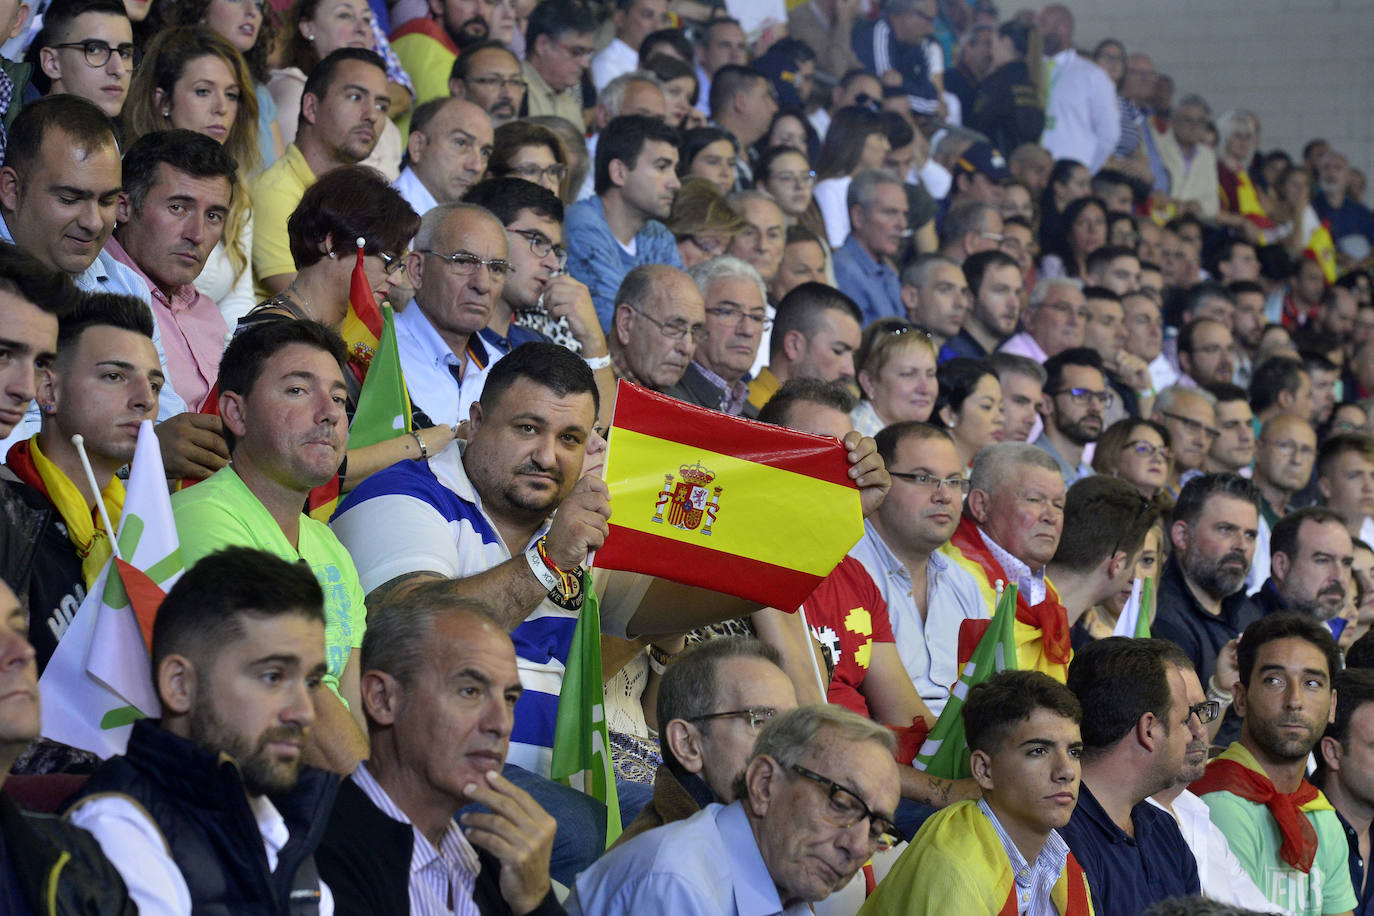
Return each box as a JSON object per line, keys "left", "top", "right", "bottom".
{"left": 549, "top": 570, "right": 621, "bottom": 848}
{"left": 39, "top": 420, "right": 181, "bottom": 757}
{"left": 913, "top": 582, "right": 1019, "bottom": 779}
{"left": 594, "top": 382, "right": 864, "bottom": 610}
{"left": 1112, "top": 576, "right": 1155, "bottom": 638}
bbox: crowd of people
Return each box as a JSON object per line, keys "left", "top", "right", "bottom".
{"left": 0, "top": 0, "right": 1371, "bottom": 911}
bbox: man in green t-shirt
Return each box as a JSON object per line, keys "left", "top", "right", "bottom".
{"left": 1193, "top": 612, "right": 1357, "bottom": 916}
{"left": 172, "top": 319, "right": 369, "bottom": 774}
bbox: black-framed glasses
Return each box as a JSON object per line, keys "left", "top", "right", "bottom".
{"left": 1122, "top": 439, "right": 1170, "bottom": 461}
{"left": 418, "top": 249, "right": 514, "bottom": 279}
{"left": 53, "top": 39, "right": 138, "bottom": 69}
{"left": 685, "top": 706, "right": 777, "bottom": 730}
{"left": 1186, "top": 699, "right": 1222, "bottom": 725}
{"left": 1052, "top": 387, "right": 1113, "bottom": 407}
{"left": 629, "top": 305, "right": 707, "bottom": 343}
{"left": 509, "top": 228, "right": 568, "bottom": 267}
{"left": 374, "top": 250, "right": 408, "bottom": 276}
{"left": 705, "top": 305, "right": 772, "bottom": 330}
{"left": 791, "top": 764, "right": 904, "bottom": 851}
{"left": 1160, "top": 411, "right": 1219, "bottom": 439}
{"left": 509, "top": 162, "right": 569, "bottom": 185}
{"left": 889, "top": 471, "right": 970, "bottom": 494}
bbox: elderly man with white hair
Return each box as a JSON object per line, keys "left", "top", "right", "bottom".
{"left": 664, "top": 256, "right": 769, "bottom": 417}
{"left": 998, "top": 277, "right": 1088, "bottom": 364}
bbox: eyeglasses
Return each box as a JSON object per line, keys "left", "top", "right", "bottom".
{"left": 770, "top": 170, "right": 816, "bottom": 186}
{"left": 1262, "top": 438, "right": 1316, "bottom": 460}
{"left": 509, "top": 228, "right": 568, "bottom": 268}
{"left": 418, "top": 249, "right": 514, "bottom": 279}
{"left": 53, "top": 39, "right": 138, "bottom": 69}
{"left": 1159, "top": 411, "right": 1219, "bottom": 439}
{"left": 1051, "top": 387, "right": 1113, "bottom": 407}
{"left": 1185, "top": 699, "right": 1222, "bottom": 725}
{"left": 374, "top": 250, "right": 408, "bottom": 276}
{"left": 629, "top": 305, "right": 708, "bottom": 343}
{"left": 1043, "top": 299, "right": 1093, "bottom": 322}
{"left": 686, "top": 706, "right": 777, "bottom": 731}
{"left": 791, "top": 764, "right": 904, "bottom": 852}
{"left": 978, "top": 231, "right": 1006, "bottom": 244}
{"left": 555, "top": 39, "right": 595, "bottom": 59}
{"left": 1122, "top": 439, "right": 1171, "bottom": 460}
{"left": 509, "top": 162, "right": 569, "bottom": 184}
{"left": 467, "top": 74, "right": 528, "bottom": 92}
{"left": 705, "top": 305, "right": 772, "bottom": 330}
{"left": 889, "top": 471, "right": 970, "bottom": 494}
{"left": 883, "top": 322, "right": 933, "bottom": 340}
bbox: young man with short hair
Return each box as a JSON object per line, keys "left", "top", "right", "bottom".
{"left": 863, "top": 670, "right": 1091, "bottom": 914}
{"left": 33, "top": 0, "right": 133, "bottom": 118}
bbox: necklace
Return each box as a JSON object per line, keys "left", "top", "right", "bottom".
{"left": 283, "top": 281, "right": 317, "bottom": 321}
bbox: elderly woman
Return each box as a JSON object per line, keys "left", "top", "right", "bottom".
{"left": 667, "top": 178, "right": 749, "bottom": 269}
{"left": 851, "top": 319, "right": 940, "bottom": 436}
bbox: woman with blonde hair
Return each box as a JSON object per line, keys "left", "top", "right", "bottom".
{"left": 125, "top": 26, "right": 261, "bottom": 325}
{"left": 851, "top": 319, "right": 940, "bottom": 436}
{"left": 667, "top": 178, "right": 749, "bottom": 268}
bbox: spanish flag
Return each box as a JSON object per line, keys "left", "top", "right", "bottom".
{"left": 858, "top": 800, "right": 1094, "bottom": 915}
{"left": 595, "top": 382, "right": 863, "bottom": 610}
{"left": 340, "top": 237, "right": 384, "bottom": 384}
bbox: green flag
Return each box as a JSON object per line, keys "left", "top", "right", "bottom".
{"left": 913, "top": 583, "right": 1020, "bottom": 779}
{"left": 348, "top": 304, "right": 412, "bottom": 450}
{"left": 549, "top": 571, "right": 621, "bottom": 848}
{"left": 1135, "top": 576, "right": 1155, "bottom": 637}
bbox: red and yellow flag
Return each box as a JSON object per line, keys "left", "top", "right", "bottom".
{"left": 340, "top": 238, "right": 383, "bottom": 379}
{"left": 594, "top": 382, "right": 863, "bottom": 610}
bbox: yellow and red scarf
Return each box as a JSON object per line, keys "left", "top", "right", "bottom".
{"left": 1190, "top": 742, "right": 1333, "bottom": 873}
{"left": 6, "top": 436, "right": 124, "bottom": 587}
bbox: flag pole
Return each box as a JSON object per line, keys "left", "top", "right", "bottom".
{"left": 796, "top": 603, "right": 830, "bottom": 699}
{"left": 71, "top": 433, "right": 121, "bottom": 560}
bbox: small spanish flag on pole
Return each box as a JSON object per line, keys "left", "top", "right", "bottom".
{"left": 340, "top": 236, "right": 383, "bottom": 377}
{"left": 594, "top": 382, "right": 864, "bottom": 610}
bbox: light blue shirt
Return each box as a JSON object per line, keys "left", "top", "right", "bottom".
{"left": 394, "top": 299, "right": 495, "bottom": 427}
{"left": 831, "top": 234, "right": 902, "bottom": 327}
{"left": 564, "top": 195, "right": 683, "bottom": 332}
{"left": 567, "top": 802, "right": 811, "bottom": 916}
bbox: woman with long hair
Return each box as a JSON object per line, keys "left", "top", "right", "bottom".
{"left": 642, "top": 52, "right": 699, "bottom": 129}
{"left": 1037, "top": 158, "right": 1091, "bottom": 251}
{"left": 812, "top": 105, "right": 890, "bottom": 247}
{"left": 1040, "top": 196, "right": 1109, "bottom": 279}
{"left": 677, "top": 126, "right": 739, "bottom": 197}
{"left": 125, "top": 26, "right": 261, "bottom": 325}
{"left": 756, "top": 144, "right": 826, "bottom": 242}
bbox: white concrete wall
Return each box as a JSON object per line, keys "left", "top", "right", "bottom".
{"left": 1055, "top": 0, "right": 1374, "bottom": 180}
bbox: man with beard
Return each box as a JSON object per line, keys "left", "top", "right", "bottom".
{"left": 391, "top": 0, "right": 504, "bottom": 127}
{"left": 1192, "top": 613, "right": 1357, "bottom": 916}
{"left": 1037, "top": 4, "right": 1119, "bottom": 171}
{"left": 1147, "top": 652, "right": 1274, "bottom": 910}
{"left": 1250, "top": 507, "right": 1354, "bottom": 622}
{"left": 1035, "top": 348, "right": 1108, "bottom": 487}
{"left": 448, "top": 41, "right": 525, "bottom": 127}
{"left": 1153, "top": 474, "right": 1262, "bottom": 738}
{"left": 67, "top": 547, "right": 340, "bottom": 913}
{"left": 565, "top": 115, "right": 683, "bottom": 329}
{"left": 938, "top": 249, "right": 1021, "bottom": 362}
{"left": 1177, "top": 318, "right": 1237, "bottom": 389}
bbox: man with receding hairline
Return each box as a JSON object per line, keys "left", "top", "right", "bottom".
{"left": 393, "top": 96, "right": 493, "bottom": 213}
{"left": 607, "top": 263, "right": 705, "bottom": 393}
{"left": 746, "top": 282, "right": 863, "bottom": 413}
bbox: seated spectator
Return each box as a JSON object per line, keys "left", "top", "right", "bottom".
{"left": 746, "top": 282, "right": 863, "bottom": 413}
{"left": 4, "top": 293, "right": 157, "bottom": 674}
{"left": 272, "top": 0, "right": 401, "bottom": 177}
{"left": 664, "top": 256, "right": 767, "bottom": 417}
{"left": 852, "top": 421, "right": 974, "bottom": 714}
{"left": 486, "top": 120, "right": 570, "bottom": 200}
{"left": 725, "top": 190, "right": 787, "bottom": 291}
{"left": 1249, "top": 413, "right": 1319, "bottom": 593}
{"left": 1317, "top": 432, "right": 1374, "bottom": 545}
{"left": 1091, "top": 417, "right": 1172, "bottom": 502}
{"left": 1315, "top": 150, "right": 1374, "bottom": 266}
{"left": 519, "top": 2, "right": 596, "bottom": 129}
{"left": 1193, "top": 613, "right": 1356, "bottom": 915}
{"left": 565, "top": 115, "right": 683, "bottom": 329}
{"left": 1151, "top": 473, "right": 1260, "bottom": 730}
{"left": 851, "top": 0, "right": 940, "bottom": 119}
{"left": 707, "top": 65, "right": 776, "bottom": 188}
{"left": 677, "top": 126, "right": 738, "bottom": 198}
{"left": 1000, "top": 277, "right": 1087, "bottom": 363}
{"left": 642, "top": 52, "right": 698, "bottom": 130}
{"left": 606, "top": 263, "right": 705, "bottom": 392}
{"left": 1035, "top": 347, "right": 1110, "bottom": 487}
{"left": 316, "top": 579, "right": 561, "bottom": 915}
{"left": 172, "top": 320, "right": 370, "bottom": 772}
{"left": 1040, "top": 197, "right": 1109, "bottom": 281}
{"left": 695, "top": 17, "right": 750, "bottom": 111}
{"left": 946, "top": 141, "right": 1010, "bottom": 212}
{"left": 1249, "top": 506, "right": 1354, "bottom": 621}
{"left": 988, "top": 352, "right": 1047, "bottom": 442}
{"left": 768, "top": 224, "right": 829, "bottom": 307}
{"left": 812, "top": 106, "right": 890, "bottom": 249}
{"left": 0, "top": 245, "right": 66, "bottom": 442}
{"left": 832, "top": 168, "right": 909, "bottom": 327}
{"left": 122, "top": 27, "right": 262, "bottom": 327}
{"left": 397, "top": 202, "right": 510, "bottom": 426}
{"left": 107, "top": 130, "right": 236, "bottom": 417}
{"left": 1215, "top": 109, "right": 1274, "bottom": 242}
{"left": 1048, "top": 475, "right": 1161, "bottom": 625}
{"left": 787, "top": 1, "right": 863, "bottom": 91}
{"left": 927, "top": 442, "right": 1069, "bottom": 689}
{"left": 251, "top": 48, "right": 391, "bottom": 295}
{"left": 30, "top": 0, "right": 133, "bottom": 118}
{"left": 1081, "top": 286, "right": 1150, "bottom": 421}
{"left": 665, "top": 177, "right": 747, "bottom": 269}
{"left": 940, "top": 250, "right": 1022, "bottom": 364}
{"left": 1202, "top": 382, "right": 1256, "bottom": 474}
{"left": 900, "top": 254, "right": 969, "bottom": 351}
{"left": 568, "top": 705, "right": 901, "bottom": 914}
{"left": 757, "top": 144, "right": 826, "bottom": 244}
{"left": 1150, "top": 385, "right": 1218, "bottom": 497}
{"left": 392, "top": 96, "right": 493, "bottom": 214}
{"left": 385, "top": 0, "right": 480, "bottom": 129}
{"left": 619, "top": 636, "right": 799, "bottom": 844}
{"left": 1060, "top": 638, "right": 1203, "bottom": 913}
{"left": 1074, "top": 522, "right": 1165, "bottom": 646}
{"left": 863, "top": 671, "right": 1088, "bottom": 914}
{"left": 1152, "top": 94, "right": 1219, "bottom": 220}
{"left": 1122, "top": 289, "right": 1175, "bottom": 394}
{"left": 1009, "top": 143, "right": 1055, "bottom": 200}
{"left": 66, "top": 547, "right": 340, "bottom": 913}
{"left": 1085, "top": 245, "right": 1142, "bottom": 297}
{"left": 589, "top": 0, "right": 668, "bottom": 90}
{"left": 850, "top": 318, "right": 940, "bottom": 436}
{"left": 934, "top": 357, "right": 1005, "bottom": 468}
{"left": 937, "top": 200, "right": 1004, "bottom": 267}
{"left": 581, "top": 69, "right": 667, "bottom": 200}
{"left": 1314, "top": 668, "right": 1374, "bottom": 915}
{"left": 447, "top": 39, "right": 525, "bottom": 127}
{"left": 965, "top": 19, "right": 1044, "bottom": 159}
{"left": 1037, "top": 159, "right": 1091, "bottom": 255}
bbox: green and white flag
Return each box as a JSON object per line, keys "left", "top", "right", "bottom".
{"left": 1113, "top": 576, "right": 1155, "bottom": 638}
{"left": 913, "top": 582, "right": 1019, "bottom": 779}
{"left": 549, "top": 570, "right": 621, "bottom": 848}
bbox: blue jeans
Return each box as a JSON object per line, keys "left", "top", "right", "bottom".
{"left": 614, "top": 778, "right": 655, "bottom": 831}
